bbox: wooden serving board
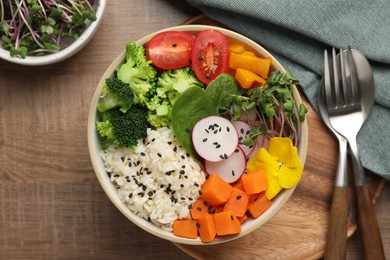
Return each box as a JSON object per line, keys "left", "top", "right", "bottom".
{"left": 174, "top": 15, "right": 385, "bottom": 260}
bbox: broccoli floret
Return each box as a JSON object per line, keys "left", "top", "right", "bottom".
{"left": 144, "top": 67, "right": 205, "bottom": 128}
{"left": 116, "top": 42, "right": 157, "bottom": 105}
{"left": 156, "top": 66, "right": 204, "bottom": 104}
{"left": 97, "top": 78, "right": 134, "bottom": 113}
{"left": 96, "top": 106, "right": 149, "bottom": 149}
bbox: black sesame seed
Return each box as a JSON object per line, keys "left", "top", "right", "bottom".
{"left": 157, "top": 153, "right": 162, "bottom": 157}
{"left": 180, "top": 170, "right": 185, "bottom": 175}
{"left": 180, "top": 184, "right": 184, "bottom": 188}
{"left": 240, "top": 129, "right": 244, "bottom": 134}
{"left": 198, "top": 190, "right": 203, "bottom": 195}
{"left": 181, "top": 165, "right": 185, "bottom": 169}
{"left": 206, "top": 74, "right": 211, "bottom": 79}
{"left": 205, "top": 129, "right": 209, "bottom": 133}
{"left": 198, "top": 55, "right": 204, "bottom": 60}
{"left": 232, "top": 170, "right": 235, "bottom": 176}
{"left": 151, "top": 138, "right": 155, "bottom": 142}
{"left": 219, "top": 155, "right": 224, "bottom": 160}
{"left": 213, "top": 130, "right": 218, "bottom": 134}
{"left": 168, "top": 141, "right": 172, "bottom": 145}
{"left": 188, "top": 204, "right": 193, "bottom": 209}
{"left": 227, "top": 126, "right": 230, "bottom": 132}
{"left": 186, "top": 153, "right": 190, "bottom": 157}
{"left": 216, "top": 144, "right": 221, "bottom": 148}
{"left": 230, "top": 215, "right": 234, "bottom": 220}
{"left": 196, "top": 223, "right": 201, "bottom": 228}
{"left": 194, "top": 183, "right": 199, "bottom": 187}
{"left": 189, "top": 197, "right": 193, "bottom": 201}
{"left": 181, "top": 155, "right": 185, "bottom": 159}
{"left": 172, "top": 42, "right": 177, "bottom": 47}
{"left": 144, "top": 167, "right": 149, "bottom": 171}
{"left": 202, "top": 138, "right": 208, "bottom": 142}
{"left": 128, "top": 162, "right": 132, "bottom": 167}
{"left": 236, "top": 195, "right": 242, "bottom": 200}
{"left": 224, "top": 154, "right": 228, "bottom": 159}
{"left": 197, "top": 207, "right": 202, "bottom": 211}
{"left": 142, "top": 185, "right": 147, "bottom": 191}
{"left": 129, "top": 193, "right": 133, "bottom": 198}
{"left": 148, "top": 191, "right": 153, "bottom": 197}
{"left": 121, "top": 157, "right": 125, "bottom": 162}
{"left": 181, "top": 197, "right": 185, "bottom": 200}
{"left": 173, "top": 146, "right": 177, "bottom": 152}
{"left": 186, "top": 128, "right": 191, "bottom": 133}
{"left": 140, "top": 152, "right": 146, "bottom": 156}
{"left": 114, "top": 174, "right": 119, "bottom": 177}
{"left": 246, "top": 130, "right": 251, "bottom": 135}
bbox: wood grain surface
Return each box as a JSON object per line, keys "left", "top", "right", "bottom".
{"left": 0, "top": 1, "right": 389, "bottom": 259}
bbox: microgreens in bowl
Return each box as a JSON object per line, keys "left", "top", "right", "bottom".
{"left": 0, "top": 0, "right": 97, "bottom": 58}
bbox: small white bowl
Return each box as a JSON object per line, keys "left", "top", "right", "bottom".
{"left": 88, "top": 25, "right": 308, "bottom": 245}
{"left": 0, "top": 0, "right": 106, "bottom": 66}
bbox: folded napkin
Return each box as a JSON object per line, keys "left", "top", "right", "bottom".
{"left": 186, "top": 0, "right": 390, "bottom": 179}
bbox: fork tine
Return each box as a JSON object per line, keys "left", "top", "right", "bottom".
{"left": 332, "top": 48, "right": 341, "bottom": 108}
{"left": 324, "top": 49, "right": 332, "bottom": 106}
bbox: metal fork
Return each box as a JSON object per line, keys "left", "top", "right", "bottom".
{"left": 324, "top": 47, "right": 385, "bottom": 260}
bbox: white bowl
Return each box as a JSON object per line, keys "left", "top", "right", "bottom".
{"left": 0, "top": 0, "right": 106, "bottom": 66}
{"left": 88, "top": 25, "right": 308, "bottom": 245}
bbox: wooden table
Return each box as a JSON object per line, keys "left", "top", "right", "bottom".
{"left": 0, "top": 1, "right": 389, "bottom": 259}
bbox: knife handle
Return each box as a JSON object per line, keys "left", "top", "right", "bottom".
{"left": 324, "top": 186, "right": 348, "bottom": 260}
{"left": 356, "top": 184, "right": 385, "bottom": 260}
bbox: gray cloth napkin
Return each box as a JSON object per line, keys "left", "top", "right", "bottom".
{"left": 186, "top": 0, "right": 390, "bottom": 180}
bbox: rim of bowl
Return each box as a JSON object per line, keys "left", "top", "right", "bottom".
{"left": 88, "top": 25, "right": 308, "bottom": 245}
{"left": 0, "top": 0, "right": 107, "bottom": 66}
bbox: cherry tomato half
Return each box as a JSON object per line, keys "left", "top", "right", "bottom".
{"left": 191, "top": 29, "right": 230, "bottom": 84}
{"left": 146, "top": 31, "right": 194, "bottom": 70}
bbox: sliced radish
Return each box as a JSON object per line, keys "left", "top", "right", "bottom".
{"left": 204, "top": 146, "right": 246, "bottom": 183}
{"left": 232, "top": 120, "right": 256, "bottom": 157}
{"left": 192, "top": 116, "right": 239, "bottom": 162}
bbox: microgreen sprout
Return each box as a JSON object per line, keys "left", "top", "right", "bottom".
{"left": 0, "top": 0, "right": 97, "bottom": 58}
{"left": 229, "top": 70, "right": 308, "bottom": 147}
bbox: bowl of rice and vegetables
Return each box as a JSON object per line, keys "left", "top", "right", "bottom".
{"left": 88, "top": 25, "right": 308, "bottom": 245}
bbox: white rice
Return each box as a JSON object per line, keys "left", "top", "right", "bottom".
{"left": 100, "top": 127, "right": 206, "bottom": 231}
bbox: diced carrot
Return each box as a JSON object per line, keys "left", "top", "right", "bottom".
{"left": 247, "top": 192, "right": 272, "bottom": 218}
{"left": 237, "top": 214, "right": 248, "bottom": 224}
{"left": 233, "top": 178, "right": 245, "bottom": 191}
{"left": 190, "top": 199, "right": 209, "bottom": 220}
{"left": 241, "top": 169, "right": 268, "bottom": 194}
{"left": 201, "top": 174, "right": 233, "bottom": 206}
{"left": 235, "top": 68, "right": 266, "bottom": 89}
{"left": 213, "top": 210, "right": 241, "bottom": 236}
{"left": 173, "top": 219, "right": 198, "bottom": 239}
{"left": 229, "top": 43, "right": 245, "bottom": 53}
{"left": 229, "top": 51, "right": 272, "bottom": 79}
{"left": 223, "top": 188, "right": 250, "bottom": 217}
{"left": 198, "top": 214, "right": 216, "bottom": 242}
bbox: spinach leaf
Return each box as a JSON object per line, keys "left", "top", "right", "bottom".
{"left": 171, "top": 74, "right": 240, "bottom": 158}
